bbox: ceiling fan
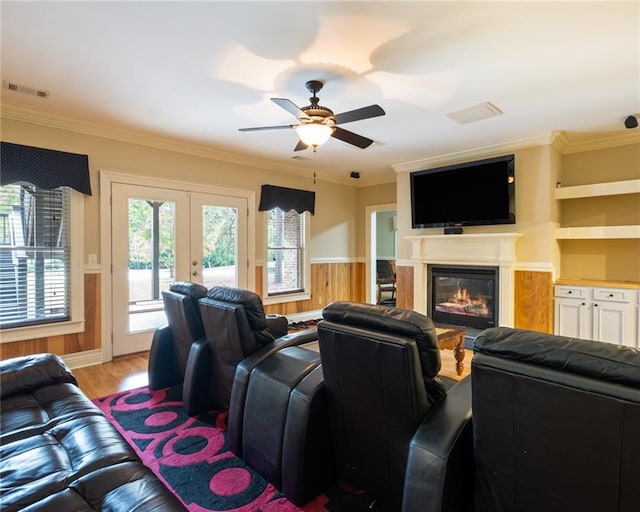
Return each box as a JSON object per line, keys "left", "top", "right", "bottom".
{"left": 239, "top": 80, "right": 385, "bottom": 151}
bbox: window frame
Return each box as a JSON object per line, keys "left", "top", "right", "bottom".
{"left": 262, "top": 208, "right": 311, "bottom": 305}
{"left": 0, "top": 187, "right": 85, "bottom": 343}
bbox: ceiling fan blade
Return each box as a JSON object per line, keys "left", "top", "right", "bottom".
{"left": 331, "top": 126, "right": 374, "bottom": 149}
{"left": 271, "top": 98, "right": 311, "bottom": 120}
{"left": 294, "top": 140, "right": 308, "bottom": 151}
{"left": 238, "top": 124, "right": 295, "bottom": 132}
{"left": 333, "top": 104, "right": 385, "bottom": 125}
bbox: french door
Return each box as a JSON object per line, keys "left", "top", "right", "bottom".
{"left": 111, "top": 183, "right": 247, "bottom": 356}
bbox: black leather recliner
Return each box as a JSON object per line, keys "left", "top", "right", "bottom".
{"left": 148, "top": 281, "right": 211, "bottom": 415}
{"left": 470, "top": 327, "right": 640, "bottom": 512}
{"left": 316, "top": 301, "right": 469, "bottom": 510}
{"left": 199, "top": 286, "right": 318, "bottom": 453}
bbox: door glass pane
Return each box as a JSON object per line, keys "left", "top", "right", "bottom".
{"left": 127, "top": 199, "right": 175, "bottom": 333}
{"left": 201, "top": 205, "right": 237, "bottom": 289}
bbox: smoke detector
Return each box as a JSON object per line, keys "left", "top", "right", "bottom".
{"left": 2, "top": 81, "right": 50, "bottom": 99}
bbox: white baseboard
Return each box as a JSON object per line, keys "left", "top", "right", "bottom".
{"left": 62, "top": 349, "right": 103, "bottom": 369}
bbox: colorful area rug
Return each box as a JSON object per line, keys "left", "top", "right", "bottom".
{"left": 93, "top": 386, "right": 390, "bottom": 512}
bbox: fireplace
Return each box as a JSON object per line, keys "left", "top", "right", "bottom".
{"left": 428, "top": 265, "right": 498, "bottom": 330}
{"left": 407, "top": 233, "right": 521, "bottom": 328}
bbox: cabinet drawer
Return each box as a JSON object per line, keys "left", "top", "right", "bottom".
{"left": 592, "top": 288, "right": 634, "bottom": 303}
{"left": 554, "top": 285, "right": 588, "bottom": 299}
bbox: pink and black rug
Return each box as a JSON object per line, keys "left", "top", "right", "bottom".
{"left": 93, "top": 386, "right": 389, "bottom": 512}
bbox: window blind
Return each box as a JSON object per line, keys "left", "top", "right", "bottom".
{"left": 266, "top": 208, "right": 305, "bottom": 295}
{"left": 0, "top": 184, "right": 71, "bottom": 328}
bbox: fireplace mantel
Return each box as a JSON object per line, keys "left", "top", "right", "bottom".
{"left": 405, "top": 233, "right": 522, "bottom": 326}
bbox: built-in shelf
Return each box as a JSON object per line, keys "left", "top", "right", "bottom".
{"left": 555, "top": 179, "right": 640, "bottom": 240}
{"left": 555, "top": 179, "right": 640, "bottom": 200}
{"left": 555, "top": 225, "right": 640, "bottom": 239}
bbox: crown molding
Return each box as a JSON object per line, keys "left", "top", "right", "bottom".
{"left": 392, "top": 133, "right": 555, "bottom": 173}
{"left": 559, "top": 130, "right": 640, "bottom": 154}
{"left": 0, "top": 102, "right": 364, "bottom": 187}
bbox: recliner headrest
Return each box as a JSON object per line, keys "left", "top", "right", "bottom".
{"left": 321, "top": 301, "right": 441, "bottom": 380}
{"left": 167, "top": 281, "right": 208, "bottom": 313}
{"left": 169, "top": 281, "right": 208, "bottom": 299}
{"left": 207, "top": 286, "right": 275, "bottom": 347}
{"left": 474, "top": 327, "right": 640, "bottom": 387}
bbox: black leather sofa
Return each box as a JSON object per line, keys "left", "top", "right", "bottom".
{"left": 0, "top": 353, "right": 185, "bottom": 512}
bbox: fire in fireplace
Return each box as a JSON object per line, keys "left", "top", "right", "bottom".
{"left": 428, "top": 265, "right": 498, "bottom": 330}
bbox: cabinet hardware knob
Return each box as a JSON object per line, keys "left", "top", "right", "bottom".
{"left": 594, "top": 303, "right": 598, "bottom": 307}
{"left": 567, "top": 291, "right": 572, "bottom": 294}
{"left": 608, "top": 294, "right": 613, "bottom": 297}
{"left": 581, "top": 302, "right": 586, "bottom": 306}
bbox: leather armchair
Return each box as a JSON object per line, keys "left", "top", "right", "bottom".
{"left": 148, "top": 281, "right": 211, "bottom": 415}
{"left": 316, "top": 301, "right": 457, "bottom": 510}
{"left": 471, "top": 327, "right": 640, "bottom": 512}
{"left": 198, "top": 287, "right": 317, "bottom": 435}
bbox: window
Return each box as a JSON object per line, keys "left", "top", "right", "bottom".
{"left": 0, "top": 184, "right": 84, "bottom": 340}
{"left": 265, "top": 208, "right": 310, "bottom": 299}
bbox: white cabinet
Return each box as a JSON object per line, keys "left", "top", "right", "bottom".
{"left": 554, "top": 286, "right": 591, "bottom": 339}
{"left": 554, "top": 284, "right": 637, "bottom": 347}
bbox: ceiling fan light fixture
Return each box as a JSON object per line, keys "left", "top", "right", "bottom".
{"left": 296, "top": 123, "right": 333, "bottom": 147}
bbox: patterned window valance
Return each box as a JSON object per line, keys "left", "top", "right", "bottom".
{"left": 1, "top": 142, "right": 92, "bottom": 195}
{"left": 258, "top": 184, "right": 315, "bottom": 215}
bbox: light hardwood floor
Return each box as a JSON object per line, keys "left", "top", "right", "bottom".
{"left": 75, "top": 347, "right": 471, "bottom": 400}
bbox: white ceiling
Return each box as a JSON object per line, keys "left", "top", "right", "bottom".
{"left": 2, "top": 1, "right": 638, "bottom": 185}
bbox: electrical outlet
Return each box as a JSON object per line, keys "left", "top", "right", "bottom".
{"left": 88, "top": 253, "right": 97, "bottom": 265}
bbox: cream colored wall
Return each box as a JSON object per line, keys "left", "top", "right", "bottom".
{"left": 355, "top": 181, "right": 397, "bottom": 258}
{"left": 2, "top": 118, "right": 360, "bottom": 263}
{"left": 558, "top": 142, "right": 640, "bottom": 281}
{"left": 396, "top": 145, "right": 561, "bottom": 271}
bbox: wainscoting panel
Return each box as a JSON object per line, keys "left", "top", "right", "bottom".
{"left": 258, "top": 262, "right": 365, "bottom": 316}
{"left": 0, "top": 273, "right": 102, "bottom": 360}
{"left": 396, "top": 265, "right": 414, "bottom": 311}
{"left": 514, "top": 270, "right": 553, "bottom": 333}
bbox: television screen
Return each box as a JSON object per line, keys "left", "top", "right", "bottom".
{"left": 410, "top": 154, "right": 515, "bottom": 229}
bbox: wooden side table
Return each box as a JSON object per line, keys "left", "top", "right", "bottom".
{"left": 435, "top": 325, "right": 466, "bottom": 376}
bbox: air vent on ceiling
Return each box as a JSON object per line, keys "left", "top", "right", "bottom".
{"left": 446, "top": 101, "right": 503, "bottom": 125}
{"left": 2, "top": 81, "right": 50, "bottom": 99}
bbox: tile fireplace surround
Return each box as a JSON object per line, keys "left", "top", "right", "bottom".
{"left": 405, "top": 233, "right": 522, "bottom": 327}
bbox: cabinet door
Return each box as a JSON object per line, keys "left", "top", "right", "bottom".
{"left": 554, "top": 298, "right": 591, "bottom": 340}
{"left": 592, "top": 301, "right": 635, "bottom": 346}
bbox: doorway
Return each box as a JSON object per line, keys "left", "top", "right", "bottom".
{"left": 366, "top": 203, "right": 397, "bottom": 305}
{"left": 102, "top": 172, "right": 253, "bottom": 360}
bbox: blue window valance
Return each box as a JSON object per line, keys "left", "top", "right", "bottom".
{"left": 258, "top": 184, "right": 315, "bottom": 215}
{"left": 1, "top": 142, "right": 92, "bottom": 195}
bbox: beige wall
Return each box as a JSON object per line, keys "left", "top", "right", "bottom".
{"left": 3, "top": 114, "right": 638, "bottom": 293}
{"left": 355, "top": 181, "right": 397, "bottom": 259}
{"left": 1, "top": 117, "right": 361, "bottom": 264}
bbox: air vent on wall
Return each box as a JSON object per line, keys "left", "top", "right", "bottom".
{"left": 2, "top": 81, "right": 50, "bottom": 99}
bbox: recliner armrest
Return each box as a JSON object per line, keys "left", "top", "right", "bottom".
{"left": 183, "top": 338, "right": 213, "bottom": 415}
{"left": 228, "top": 328, "right": 319, "bottom": 456}
{"left": 266, "top": 314, "right": 288, "bottom": 338}
{"left": 0, "top": 353, "right": 76, "bottom": 399}
{"left": 148, "top": 326, "right": 181, "bottom": 390}
{"left": 402, "top": 376, "right": 474, "bottom": 512}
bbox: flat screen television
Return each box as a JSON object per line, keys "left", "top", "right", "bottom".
{"left": 410, "top": 154, "right": 515, "bottom": 229}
